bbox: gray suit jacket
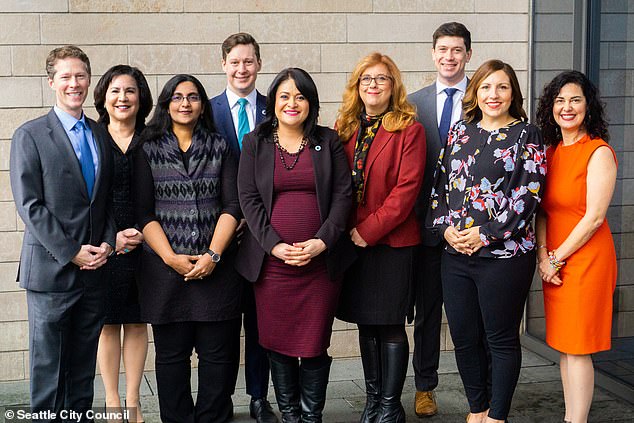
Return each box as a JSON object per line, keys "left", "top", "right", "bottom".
{"left": 10, "top": 109, "right": 116, "bottom": 292}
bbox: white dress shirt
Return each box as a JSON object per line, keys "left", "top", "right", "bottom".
{"left": 435, "top": 76, "right": 469, "bottom": 129}
{"left": 225, "top": 88, "right": 258, "bottom": 136}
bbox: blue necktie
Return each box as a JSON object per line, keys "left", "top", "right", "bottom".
{"left": 237, "top": 98, "right": 250, "bottom": 150}
{"left": 439, "top": 87, "right": 458, "bottom": 145}
{"left": 74, "top": 120, "right": 95, "bottom": 197}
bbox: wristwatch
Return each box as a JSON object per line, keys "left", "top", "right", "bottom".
{"left": 205, "top": 249, "right": 221, "bottom": 263}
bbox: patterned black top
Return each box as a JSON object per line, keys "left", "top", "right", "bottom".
{"left": 428, "top": 120, "right": 547, "bottom": 258}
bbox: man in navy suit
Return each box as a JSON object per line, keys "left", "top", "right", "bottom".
{"left": 408, "top": 22, "right": 472, "bottom": 417}
{"left": 210, "top": 33, "right": 277, "bottom": 423}
{"left": 10, "top": 45, "right": 115, "bottom": 421}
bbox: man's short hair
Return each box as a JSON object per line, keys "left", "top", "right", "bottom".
{"left": 46, "top": 45, "right": 91, "bottom": 79}
{"left": 221, "top": 32, "right": 261, "bottom": 62}
{"left": 432, "top": 22, "right": 472, "bottom": 52}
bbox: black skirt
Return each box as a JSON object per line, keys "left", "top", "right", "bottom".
{"left": 337, "top": 244, "right": 416, "bottom": 325}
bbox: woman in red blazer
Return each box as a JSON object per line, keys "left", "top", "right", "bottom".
{"left": 336, "top": 52, "right": 426, "bottom": 423}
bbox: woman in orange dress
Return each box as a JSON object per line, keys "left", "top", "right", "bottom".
{"left": 536, "top": 70, "right": 617, "bottom": 423}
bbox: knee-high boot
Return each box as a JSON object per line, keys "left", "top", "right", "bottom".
{"left": 269, "top": 355, "right": 301, "bottom": 423}
{"left": 359, "top": 336, "right": 381, "bottom": 423}
{"left": 299, "top": 357, "right": 332, "bottom": 423}
{"left": 375, "top": 342, "right": 408, "bottom": 423}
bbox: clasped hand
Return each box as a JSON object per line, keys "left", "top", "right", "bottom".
{"left": 72, "top": 242, "right": 113, "bottom": 270}
{"left": 444, "top": 226, "right": 484, "bottom": 256}
{"left": 166, "top": 253, "right": 217, "bottom": 281}
{"left": 537, "top": 258, "right": 563, "bottom": 285}
{"left": 115, "top": 228, "right": 143, "bottom": 254}
{"left": 271, "top": 238, "right": 327, "bottom": 266}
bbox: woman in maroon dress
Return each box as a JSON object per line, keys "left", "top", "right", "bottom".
{"left": 237, "top": 68, "right": 353, "bottom": 423}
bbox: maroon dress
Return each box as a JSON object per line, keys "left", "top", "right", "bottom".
{"left": 254, "top": 146, "right": 341, "bottom": 357}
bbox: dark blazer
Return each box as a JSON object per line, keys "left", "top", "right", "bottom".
{"left": 409, "top": 81, "right": 467, "bottom": 246}
{"left": 210, "top": 90, "right": 267, "bottom": 156}
{"left": 236, "top": 126, "right": 354, "bottom": 282}
{"left": 10, "top": 109, "right": 116, "bottom": 292}
{"left": 342, "top": 121, "right": 426, "bottom": 248}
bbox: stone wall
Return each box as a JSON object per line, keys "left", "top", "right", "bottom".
{"left": 0, "top": 0, "right": 531, "bottom": 381}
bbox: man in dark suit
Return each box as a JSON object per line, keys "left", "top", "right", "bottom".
{"left": 10, "top": 46, "right": 116, "bottom": 421}
{"left": 210, "top": 33, "right": 277, "bottom": 423}
{"left": 408, "top": 22, "right": 472, "bottom": 417}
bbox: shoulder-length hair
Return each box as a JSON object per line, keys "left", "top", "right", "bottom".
{"left": 463, "top": 59, "right": 527, "bottom": 124}
{"left": 336, "top": 52, "right": 416, "bottom": 142}
{"left": 535, "top": 70, "right": 609, "bottom": 146}
{"left": 255, "top": 67, "right": 320, "bottom": 142}
{"left": 93, "top": 64, "right": 153, "bottom": 131}
{"left": 143, "top": 74, "right": 215, "bottom": 142}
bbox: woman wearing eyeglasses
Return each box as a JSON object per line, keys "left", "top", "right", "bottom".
{"left": 336, "top": 53, "right": 426, "bottom": 423}
{"left": 133, "top": 74, "right": 242, "bottom": 423}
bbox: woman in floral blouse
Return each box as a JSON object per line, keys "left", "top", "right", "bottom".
{"left": 428, "top": 59, "right": 546, "bottom": 423}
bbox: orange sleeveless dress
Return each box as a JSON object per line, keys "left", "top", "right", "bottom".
{"left": 541, "top": 135, "right": 617, "bottom": 355}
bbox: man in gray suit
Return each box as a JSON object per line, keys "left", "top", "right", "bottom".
{"left": 10, "top": 45, "right": 115, "bottom": 421}
{"left": 408, "top": 22, "right": 472, "bottom": 417}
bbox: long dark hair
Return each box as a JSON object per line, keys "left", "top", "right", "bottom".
{"left": 143, "top": 74, "right": 215, "bottom": 141}
{"left": 255, "top": 68, "right": 320, "bottom": 142}
{"left": 463, "top": 59, "right": 527, "bottom": 124}
{"left": 536, "top": 70, "right": 609, "bottom": 146}
{"left": 93, "top": 64, "right": 153, "bottom": 131}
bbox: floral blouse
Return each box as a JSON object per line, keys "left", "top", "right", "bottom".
{"left": 428, "top": 119, "right": 546, "bottom": 258}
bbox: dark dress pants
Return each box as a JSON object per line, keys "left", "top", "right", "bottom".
{"left": 412, "top": 244, "right": 443, "bottom": 391}
{"left": 27, "top": 279, "right": 106, "bottom": 423}
{"left": 152, "top": 319, "right": 241, "bottom": 423}
{"left": 243, "top": 281, "right": 271, "bottom": 399}
{"left": 441, "top": 250, "right": 535, "bottom": 421}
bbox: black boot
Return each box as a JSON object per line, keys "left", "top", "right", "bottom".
{"left": 375, "top": 342, "right": 408, "bottom": 423}
{"left": 269, "top": 355, "right": 301, "bottom": 423}
{"left": 299, "top": 357, "right": 332, "bottom": 423}
{"left": 359, "top": 336, "right": 381, "bottom": 423}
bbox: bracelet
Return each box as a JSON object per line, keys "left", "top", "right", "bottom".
{"left": 537, "top": 244, "right": 547, "bottom": 250}
{"left": 548, "top": 250, "right": 566, "bottom": 272}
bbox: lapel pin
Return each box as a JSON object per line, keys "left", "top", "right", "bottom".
{"left": 315, "top": 145, "right": 322, "bottom": 151}
{"left": 261, "top": 110, "right": 266, "bottom": 115}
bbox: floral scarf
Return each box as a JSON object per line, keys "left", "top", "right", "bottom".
{"left": 352, "top": 112, "right": 384, "bottom": 204}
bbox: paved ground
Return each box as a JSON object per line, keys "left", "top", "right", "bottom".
{"left": 1, "top": 349, "right": 633, "bottom": 422}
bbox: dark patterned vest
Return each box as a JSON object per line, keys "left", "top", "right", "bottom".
{"left": 142, "top": 130, "right": 228, "bottom": 255}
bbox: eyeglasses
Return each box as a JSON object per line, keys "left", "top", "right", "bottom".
{"left": 171, "top": 94, "right": 201, "bottom": 103}
{"left": 359, "top": 74, "right": 392, "bottom": 86}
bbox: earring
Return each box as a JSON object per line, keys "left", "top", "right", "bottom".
{"left": 272, "top": 117, "right": 278, "bottom": 128}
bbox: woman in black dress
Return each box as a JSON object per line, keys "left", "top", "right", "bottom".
{"left": 94, "top": 65, "right": 152, "bottom": 422}
{"left": 133, "top": 74, "right": 242, "bottom": 423}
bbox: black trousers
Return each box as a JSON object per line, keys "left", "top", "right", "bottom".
{"left": 242, "top": 281, "right": 271, "bottom": 399}
{"left": 152, "top": 319, "right": 241, "bottom": 423}
{"left": 412, "top": 244, "right": 443, "bottom": 391}
{"left": 441, "top": 251, "right": 535, "bottom": 420}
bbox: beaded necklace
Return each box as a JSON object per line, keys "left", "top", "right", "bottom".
{"left": 274, "top": 129, "right": 308, "bottom": 170}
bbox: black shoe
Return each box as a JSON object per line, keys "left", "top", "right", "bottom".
{"left": 250, "top": 398, "right": 280, "bottom": 423}
{"left": 375, "top": 342, "right": 408, "bottom": 423}
{"left": 299, "top": 357, "right": 332, "bottom": 423}
{"left": 269, "top": 356, "right": 300, "bottom": 423}
{"left": 359, "top": 336, "right": 381, "bottom": 423}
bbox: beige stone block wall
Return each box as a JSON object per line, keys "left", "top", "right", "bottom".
{"left": 0, "top": 1, "right": 531, "bottom": 381}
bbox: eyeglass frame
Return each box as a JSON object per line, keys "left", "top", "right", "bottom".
{"left": 358, "top": 74, "right": 393, "bottom": 86}
{"left": 170, "top": 94, "right": 202, "bottom": 103}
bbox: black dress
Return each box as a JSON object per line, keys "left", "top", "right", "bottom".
{"left": 102, "top": 128, "right": 143, "bottom": 325}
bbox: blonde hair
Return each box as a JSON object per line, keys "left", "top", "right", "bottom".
{"left": 336, "top": 52, "right": 416, "bottom": 142}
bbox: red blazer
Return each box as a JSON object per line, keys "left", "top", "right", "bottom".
{"left": 343, "top": 121, "right": 426, "bottom": 247}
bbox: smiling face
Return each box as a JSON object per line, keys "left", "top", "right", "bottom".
{"left": 274, "top": 78, "right": 309, "bottom": 131}
{"left": 104, "top": 74, "right": 139, "bottom": 125}
{"left": 553, "top": 82, "right": 587, "bottom": 135}
{"left": 432, "top": 35, "right": 471, "bottom": 86}
{"left": 168, "top": 81, "right": 203, "bottom": 129}
{"left": 358, "top": 63, "right": 393, "bottom": 116}
{"left": 476, "top": 70, "right": 513, "bottom": 124}
{"left": 222, "top": 43, "right": 261, "bottom": 97}
{"left": 48, "top": 57, "right": 90, "bottom": 119}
